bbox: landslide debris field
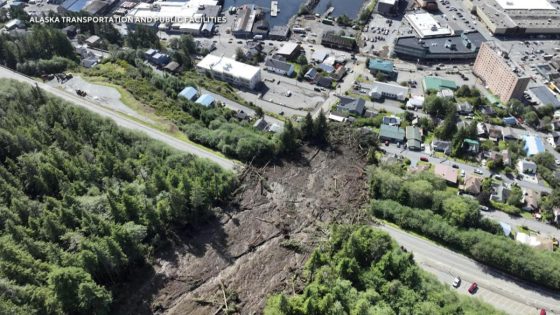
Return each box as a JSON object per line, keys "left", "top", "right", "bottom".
{"left": 117, "top": 128, "right": 372, "bottom": 315}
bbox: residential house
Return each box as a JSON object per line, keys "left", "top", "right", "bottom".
{"left": 195, "top": 94, "right": 214, "bottom": 107}
{"left": 502, "top": 126, "right": 516, "bottom": 140}
{"left": 62, "top": 25, "right": 77, "bottom": 38}
{"left": 178, "top": 86, "right": 198, "bottom": 101}
{"left": 311, "top": 50, "right": 328, "bottom": 63}
{"left": 4, "top": 19, "right": 25, "bottom": 31}
{"left": 379, "top": 124, "right": 405, "bottom": 143}
{"left": 457, "top": 101, "right": 473, "bottom": 115}
{"left": 437, "top": 89, "right": 455, "bottom": 99}
{"left": 463, "top": 175, "right": 482, "bottom": 195}
{"left": 304, "top": 68, "right": 318, "bottom": 81}
{"left": 487, "top": 125, "right": 502, "bottom": 142}
{"left": 264, "top": 58, "right": 295, "bottom": 77}
{"left": 522, "top": 189, "right": 540, "bottom": 212}
{"left": 144, "top": 48, "right": 157, "bottom": 60}
{"left": 523, "top": 135, "right": 545, "bottom": 156}
{"left": 432, "top": 140, "right": 451, "bottom": 155}
{"left": 336, "top": 96, "right": 365, "bottom": 116}
{"left": 463, "top": 139, "right": 480, "bottom": 154}
{"left": 490, "top": 184, "right": 510, "bottom": 203}
{"left": 331, "top": 66, "right": 346, "bottom": 81}
{"left": 316, "top": 76, "right": 333, "bottom": 88}
{"left": 85, "top": 35, "right": 102, "bottom": 48}
{"left": 368, "top": 58, "right": 397, "bottom": 80}
{"left": 406, "top": 96, "right": 424, "bottom": 109}
{"left": 164, "top": 61, "right": 181, "bottom": 74}
{"left": 434, "top": 163, "right": 458, "bottom": 185}
{"left": 477, "top": 123, "right": 488, "bottom": 137}
{"left": 501, "top": 149, "right": 511, "bottom": 166}
{"left": 318, "top": 63, "right": 335, "bottom": 74}
{"left": 253, "top": 117, "right": 269, "bottom": 131}
{"left": 382, "top": 115, "right": 401, "bottom": 126}
{"left": 235, "top": 110, "right": 251, "bottom": 121}
{"left": 406, "top": 126, "right": 422, "bottom": 151}
{"left": 151, "top": 52, "right": 171, "bottom": 67}
{"left": 502, "top": 116, "right": 517, "bottom": 126}
{"left": 517, "top": 159, "right": 537, "bottom": 175}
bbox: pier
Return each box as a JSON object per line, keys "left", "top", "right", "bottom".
{"left": 271, "top": 0, "right": 278, "bottom": 17}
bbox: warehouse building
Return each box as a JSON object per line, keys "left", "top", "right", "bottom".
{"left": 393, "top": 31, "right": 486, "bottom": 61}
{"left": 321, "top": 32, "right": 357, "bottom": 51}
{"left": 465, "top": 0, "right": 560, "bottom": 35}
{"left": 197, "top": 54, "right": 262, "bottom": 90}
{"left": 473, "top": 42, "right": 530, "bottom": 103}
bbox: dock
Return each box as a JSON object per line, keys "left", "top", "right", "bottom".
{"left": 271, "top": 1, "right": 278, "bottom": 17}
{"left": 324, "top": 6, "right": 334, "bottom": 17}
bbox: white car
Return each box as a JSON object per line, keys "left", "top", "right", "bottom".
{"left": 556, "top": 159, "right": 560, "bottom": 166}
{"left": 493, "top": 174, "right": 502, "bottom": 180}
{"left": 461, "top": 169, "right": 466, "bottom": 177}
{"left": 452, "top": 276, "right": 461, "bottom": 288}
{"left": 474, "top": 169, "right": 483, "bottom": 175}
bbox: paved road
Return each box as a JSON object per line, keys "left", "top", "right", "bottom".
{"left": 380, "top": 224, "right": 560, "bottom": 315}
{"left": 383, "top": 144, "right": 552, "bottom": 194}
{"left": 482, "top": 210, "right": 560, "bottom": 239}
{"left": 0, "top": 66, "right": 238, "bottom": 171}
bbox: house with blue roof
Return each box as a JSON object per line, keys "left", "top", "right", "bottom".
{"left": 368, "top": 58, "right": 397, "bottom": 80}
{"left": 195, "top": 94, "right": 215, "bottom": 107}
{"left": 523, "top": 135, "right": 545, "bottom": 156}
{"left": 503, "top": 116, "right": 518, "bottom": 126}
{"left": 178, "top": 86, "right": 198, "bottom": 101}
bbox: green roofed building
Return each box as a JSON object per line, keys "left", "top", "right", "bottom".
{"left": 368, "top": 58, "right": 397, "bottom": 80}
{"left": 379, "top": 124, "right": 405, "bottom": 143}
{"left": 406, "top": 126, "right": 422, "bottom": 151}
{"left": 463, "top": 138, "right": 480, "bottom": 154}
{"left": 422, "top": 76, "right": 457, "bottom": 92}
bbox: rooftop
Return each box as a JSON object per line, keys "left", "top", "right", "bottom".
{"left": 395, "top": 31, "right": 486, "bottom": 56}
{"left": 178, "top": 86, "right": 197, "bottom": 100}
{"left": 495, "top": 0, "right": 554, "bottom": 10}
{"left": 276, "top": 42, "right": 300, "bottom": 56}
{"left": 197, "top": 54, "right": 260, "bottom": 81}
{"left": 379, "top": 124, "right": 405, "bottom": 141}
{"left": 434, "top": 163, "right": 458, "bottom": 184}
{"left": 405, "top": 13, "right": 452, "bottom": 38}
{"left": 422, "top": 76, "right": 457, "bottom": 91}
{"left": 523, "top": 135, "right": 545, "bottom": 156}
{"left": 528, "top": 86, "right": 560, "bottom": 109}
{"left": 195, "top": 94, "right": 214, "bottom": 107}
{"left": 368, "top": 58, "right": 395, "bottom": 73}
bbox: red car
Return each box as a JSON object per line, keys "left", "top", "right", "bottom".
{"left": 420, "top": 156, "right": 429, "bottom": 162}
{"left": 540, "top": 309, "right": 546, "bottom": 315}
{"left": 468, "top": 282, "right": 478, "bottom": 294}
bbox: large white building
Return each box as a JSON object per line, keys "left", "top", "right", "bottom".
{"left": 197, "top": 54, "right": 262, "bottom": 90}
{"left": 126, "top": 0, "right": 221, "bottom": 34}
{"left": 405, "top": 13, "right": 452, "bottom": 38}
{"left": 465, "top": 0, "right": 560, "bottom": 35}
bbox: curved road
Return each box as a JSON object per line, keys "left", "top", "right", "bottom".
{"left": 380, "top": 224, "right": 560, "bottom": 315}
{"left": 0, "top": 66, "right": 238, "bottom": 171}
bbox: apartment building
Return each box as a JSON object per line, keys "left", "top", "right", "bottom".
{"left": 473, "top": 42, "right": 530, "bottom": 103}
{"left": 197, "top": 54, "right": 262, "bottom": 90}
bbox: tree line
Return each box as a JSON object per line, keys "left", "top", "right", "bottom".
{"left": 370, "top": 199, "right": 560, "bottom": 291}
{"left": 0, "top": 25, "right": 77, "bottom": 75}
{"left": 264, "top": 225, "right": 501, "bottom": 315}
{"left": 0, "top": 80, "right": 236, "bottom": 314}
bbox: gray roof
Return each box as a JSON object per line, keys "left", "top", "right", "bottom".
{"left": 264, "top": 58, "right": 293, "bottom": 73}
{"left": 337, "top": 96, "right": 365, "bottom": 114}
{"left": 269, "top": 25, "right": 290, "bottom": 37}
{"left": 529, "top": 86, "right": 560, "bottom": 109}
{"left": 395, "top": 31, "right": 486, "bottom": 54}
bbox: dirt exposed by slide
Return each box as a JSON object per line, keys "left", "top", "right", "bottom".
{"left": 116, "top": 127, "right": 372, "bottom": 315}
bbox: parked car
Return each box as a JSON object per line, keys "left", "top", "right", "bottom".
{"left": 452, "top": 276, "right": 461, "bottom": 287}
{"left": 468, "top": 282, "right": 478, "bottom": 294}
{"left": 420, "top": 156, "right": 429, "bottom": 162}
{"left": 493, "top": 174, "right": 502, "bottom": 180}
{"left": 480, "top": 205, "right": 489, "bottom": 211}
{"left": 474, "top": 169, "right": 483, "bottom": 175}
{"left": 452, "top": 164, "right": 459, "bottom": 169}
{"left": 460, "top": 169, "right": 466, "bottom": 177}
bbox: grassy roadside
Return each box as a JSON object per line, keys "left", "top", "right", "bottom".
{"left": 67, "top": 75, "right": 236, "bottom": 163}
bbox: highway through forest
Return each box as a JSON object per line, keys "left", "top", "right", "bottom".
{"left": 380, "top": 224, "right": 560, "bottom": 315}
{"left": 0, "top": 66, "right": 238, "bottom": 171}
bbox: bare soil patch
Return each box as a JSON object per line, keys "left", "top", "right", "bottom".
{"left": 115, "top": 127, "right": 372, "bottom": 315}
